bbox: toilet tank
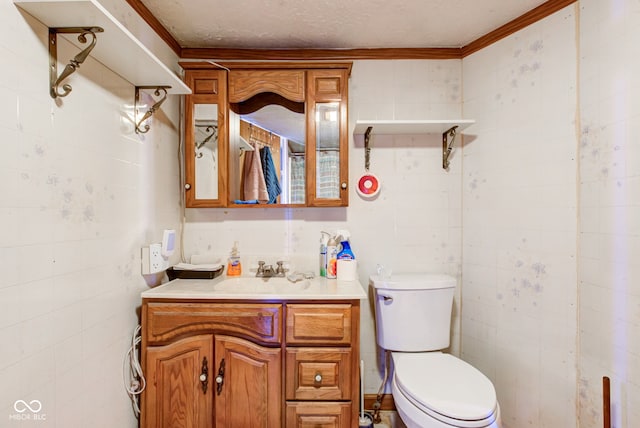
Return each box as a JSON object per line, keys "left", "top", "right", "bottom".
{"left": 371, "top": 273, "right": 456, "bottom": 352}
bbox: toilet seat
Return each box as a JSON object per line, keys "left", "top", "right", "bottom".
{"left": 392, "top": 352, "right": 499, "bottom": 428}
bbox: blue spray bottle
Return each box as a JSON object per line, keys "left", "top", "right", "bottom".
{"left": 336, "top": 230, "right": 355, "bottom": 260}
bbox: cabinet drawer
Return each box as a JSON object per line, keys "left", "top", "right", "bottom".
{"left": 285, "top": 402, "right": 352, "bottom": 428}
{"left": 286, "top": 348, "right": 352, "bottom": 400}
{"left": 286, "top": 304, "right": 352, "bottom": 345}
{"left": 144, "top": 302, "right": 281, "bottom": 344}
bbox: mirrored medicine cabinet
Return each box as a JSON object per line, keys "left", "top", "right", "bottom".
{"left": 181, "top": 62, "right": 351, "bottom": 208}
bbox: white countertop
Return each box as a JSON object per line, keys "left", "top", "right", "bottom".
{"left": 141, "top": 276, "right": 368, "bottom": 301}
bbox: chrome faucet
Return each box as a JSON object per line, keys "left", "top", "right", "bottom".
{"left": 256, "top": 260, "right": 288, "bottom": 278}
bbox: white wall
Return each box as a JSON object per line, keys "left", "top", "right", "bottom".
{"left": 183, "top": 59, "right": 464, "bottom": 393}
{"left": 0, "top": 1, "right": 182, "bottom": 426}
{"left": 5, "top": 0, "right": 640, "bottom": 426}
{"left": 578, "top": 0, "right": 640, "bottom": 426}
{"left": 462, "top": 5, "right": 579, "bottom": 427}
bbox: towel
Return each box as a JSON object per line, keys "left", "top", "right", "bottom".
{"left": 260, "top": 146, "right": 282, "bottom": 204}
{"left": 242, "top": 143, "right": 268, "bottom": 203}
{"left": 289, "top": 156, "right": 305, "bottom": 204}
{"left": 316, "top": 150, "right": 340, "bottom": 199}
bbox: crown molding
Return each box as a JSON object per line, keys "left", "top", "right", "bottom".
{"left": 180, "top": 47, "right": 462, "bottom": 61}
{"left": 125, "top": 0, "right": 578, "bottom": 61}
{"left": 461, "top": 0, "right": 578, "bottom": 57}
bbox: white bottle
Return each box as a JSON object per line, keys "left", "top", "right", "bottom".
{"left": 319, "top": 232, "right": 330, "bottom": 277}
{"left": 326, "top": 234, "right": 338, "bottom": 279}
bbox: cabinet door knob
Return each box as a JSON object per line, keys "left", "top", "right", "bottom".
{"left": 314, "top": 373, "right": 322, "bottom": 383}
{"left": 185, "top": 183, "right": 191, "bottom": 190}
{"left": 200, "top": 357, "right": 209, "bottom": 394}
{"left": 341, "top": 182, "right": 347, "bottom": 190}
{"left": 216, "top": 358, "right": 226, "bottom": 395}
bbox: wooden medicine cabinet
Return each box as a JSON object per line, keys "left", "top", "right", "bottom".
{"left": 181, "top": 62, "right": 351, "bottom": 208}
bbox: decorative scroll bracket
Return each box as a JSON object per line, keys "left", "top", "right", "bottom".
{"left": 364, "top": 126, "right": 373, "bottom": 171}
{"left": 442, "top": 126, "right": 459, "bottom": 170}
{"left": 195, "top": 124, "right": 218, "bottom": 157}
{"left": 49, "top": 27, "right": 104, "bottom": 99}
{"left": 135, "top": 86, "right": 170, "bottom": 134}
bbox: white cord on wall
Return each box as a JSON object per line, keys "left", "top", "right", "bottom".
{"left": 123, "top": 325, "right": 146, "bottom": 418}
{"left": 178, "top": 89, "right": 187, "bottom": 264}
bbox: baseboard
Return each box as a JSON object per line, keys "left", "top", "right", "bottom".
{"left": 364, "top": 393, "right": 395, "bottom": 411}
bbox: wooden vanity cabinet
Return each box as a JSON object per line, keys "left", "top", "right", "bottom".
{"left": 140, "top": 300, "right": 359, "bottom": 428}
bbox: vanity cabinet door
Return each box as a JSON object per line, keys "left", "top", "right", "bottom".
{"left": 214, "top": 335, "right": 282, "bottom": 427}
{"left": 143, "top": 334, "right": 213, "bottom": 428}
{"left": 306, "top": 69, "right": 349, "bottom": 207}
{"left": 184, "top": 67, "right": 228, "bottom": 207}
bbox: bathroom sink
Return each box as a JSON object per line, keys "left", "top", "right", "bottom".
{"left": 213, "top": 276, "right": 315, "bottom": 292}
{"left": 141, "top": 275, "right": 368, "bottom": 300}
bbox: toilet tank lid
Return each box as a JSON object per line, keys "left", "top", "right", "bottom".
{"left": 370, "top": 273, "right": 456, "bottom": 290}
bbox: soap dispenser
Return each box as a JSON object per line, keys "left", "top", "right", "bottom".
{"left": 227, "top": 241, "right": 242, "bottom": 276}
{"left": 319, "top": 231, "right": 330, "bottom": 277}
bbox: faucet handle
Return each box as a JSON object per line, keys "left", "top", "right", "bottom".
{"left": 257, "top": 261, "right": 265, "bottom": 273}
{"left": 275, "top": 261, "right": 288, "bottom": 275}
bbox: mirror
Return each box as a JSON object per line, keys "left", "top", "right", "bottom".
{"left": 229, "top": 95, "right": 306, "bottom": 205}
{"left": 314, "top": 102, "right": 341, "bottom": 199}
{"left": 193, "top": 104, "right": 219, "bottom": 200}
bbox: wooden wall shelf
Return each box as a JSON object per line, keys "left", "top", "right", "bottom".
{"left": 14, "top": 0, "right": 191, "bottom": 95}
{"left": 353, "top": 119, "right": 476, "bottom": 170}
{"left": 353, "top": 119, "right": 475, "bottom": 135}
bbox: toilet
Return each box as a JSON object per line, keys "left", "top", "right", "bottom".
{"left": 371, "top": 273, "right": 502, "bottom": 428}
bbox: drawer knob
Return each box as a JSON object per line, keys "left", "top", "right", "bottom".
{"left": 314, "top": 373, "right": 322, "bottom": 383}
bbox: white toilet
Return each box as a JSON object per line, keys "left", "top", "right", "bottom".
{"left": 371, "top": 273, "right": 502, "bottom": 428}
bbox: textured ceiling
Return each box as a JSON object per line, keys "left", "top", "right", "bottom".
{"left": 140, "top": 0, "right": 550, "bottom": 49}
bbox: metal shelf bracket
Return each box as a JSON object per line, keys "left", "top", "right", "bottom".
{"left": 364, "top": 126, "right": 373, "bottom": 171}
{"left": 442, "top": 126, "right": 459, "bottom": 170}
{"left": 49, "top": 26, "right": 104, "bottom": 99}
{"left": 135, "top": 86, "right": 170, "bottom": 134}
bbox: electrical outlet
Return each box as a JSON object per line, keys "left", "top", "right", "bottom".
{"left": 141, "top": 243, "right": 167, "bottom": 275}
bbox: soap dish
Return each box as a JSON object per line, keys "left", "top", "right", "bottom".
{"left": 167, "top": 265, "right": 224, "bottom": 280}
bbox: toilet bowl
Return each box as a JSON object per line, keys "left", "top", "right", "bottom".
{"left": 391, "top": 352, "right": 501, "bottom": 428}
{"left": 371, "top": 273, "right": 502, "bottom": 428}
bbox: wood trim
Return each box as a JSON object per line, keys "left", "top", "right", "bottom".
{"left": 124, "top": 0, "right": 181, "bottom": 56}
{"left": 228, "top": 70, "right": 305, "bottom": 103}
{"left": 461, "top": 0, "right": 578, "bottom": 57}
{"left": 181, "top": 47, "right": 461, "bottom": 61}
{"left": 129, "top": 0, "right": 577, "bottom": 62}
{"left": 364, "top": 394, "right": 396, "bottom": 411}
{"left": 180, "top": 61, "right": 353, "bottom": 74}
